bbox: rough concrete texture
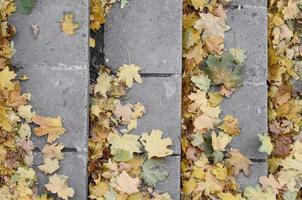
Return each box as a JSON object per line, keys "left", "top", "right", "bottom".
{"left": 155, "top": 156, "right": 181, "bottom": 200}
{"left": 11, "top": 0, "right": 89, "bottom": 197}
{"left": 221, "top": 84, "right": 267, "bottom": 159}
{"left": 18, "top": 67, "right": 89, "bottom": 151}
{"left": 34, "top": 152, "right": 87, "bottom": 199}
{"left": 224, "top": 6, "right": 268, "bottom": 160}
{"left": 237, "top": 162, "right": 268, "bottom": 190}
{"left": 104, "top": 0, "right": 182, "bottom": 74}
{"left": 233, "top": 0, "right": 267, "bottom": 7}
{"left": 226, "top": 6, "right": 267, "bottom": 83}
{"left": 123, "top": 76, "right": 182, "bottom": 155}
{"left": 10, "top": 0, "right": 89, "bottom": 68}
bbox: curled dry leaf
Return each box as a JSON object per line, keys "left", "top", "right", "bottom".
{"left": 32, "top": 115, "right": 65, "bottom": 143}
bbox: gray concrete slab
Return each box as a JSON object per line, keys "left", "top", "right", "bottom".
{"left": 222, "top": 84, "right": 267, "bottom": 160}
{"left": 226, "top": 6, "right": 267, "bottom": 83}
{"left": 10, "top": 0, "right": 89, "bottom": 68}
{"left": 34, "top": 151, "right": 87, "bottom": 200}
{"left": 224, "top": 4, "right": 268, "bottom": 160}
{"left": 155, "top": 156, "right": 180, "bottom": 200}
{"left": 18, "top": 67, "right": 89, "bottom": 151}
{"left": 123, "top": 76, "right": 182, "bottom": 155}
{"left": 231, "top": 0, "right": 267, "bottom": 7}
{"left": 104, "top": 0, "right": 182, "bottom": 74}
{"left": 237, "top": 162, "right": 267, "bottom": 190}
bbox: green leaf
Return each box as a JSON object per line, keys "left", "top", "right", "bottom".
{"left": 140, "top": 159, "right": 168, "bottom": 187}
{"left": 258, "top": 134, "right": 273, "bottom": 155}
{"left": 18, "top": 0, "right": 35, "bottom": 15}
{"left": 120, "top": 0, "right": 129, "bottom": 8}
{"left": 104, "top": 188, "right": 117, "bottom": 200}
{"left": 190, "top": 74, "right": 211, "bottom": 92}
{"left": 205, "top": 52, "right": 242, "bottom": 90}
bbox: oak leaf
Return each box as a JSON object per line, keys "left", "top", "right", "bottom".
{"left": 32, "top": 115, "right": 65, "bottom": 143}
{"left": 140, "top": 130, "right": 173, "bottom": 158}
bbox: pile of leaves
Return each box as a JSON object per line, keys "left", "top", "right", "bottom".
{"left": 181, "top": 0, "right": 260, "bottom": 199}
{"left": 89, "top": 1, "right": 174, "bottom": 199}
{"left": 0, "top": 1, "right": 77, "bottom": 199}
{"left": 88, "top": 66, "right": 175, "bottom": 200}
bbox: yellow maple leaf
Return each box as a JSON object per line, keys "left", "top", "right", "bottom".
{"left": 117, "top": 64, "right": 142, "bottom": 88}
{"left": 94, "top": 72, "right": 112, "bottom": 97}
{"left": 32, "top": 115, "right": 65, "bottom": 143}
{"left": 0, "top": 67, "right": 16, "bottom": 91}
{"left": 17, "top": 105, "right": 35, "bottom": 123}
{"left": 89, "top": 182, "right": 108, "bottom": 199}
{"left": 183, "top": 178, "right": 197, "bottom": 195}
{"left": 140, "top": 130, "right": 173, "bottom": 159}
{"left": 45, "top": 174, "right": 75, "bottom": 200}
{"left": 42, "top": 143, "right": 64, "bottom": 160}
{"left": 61, "top": 12, "right": 80, "bottom": 36}
{"left": 38, "top": 158, "right": 60, "bottom": 174}
{"left": 112, "top": 171, "right": 140, "bottom": 195}
{"left": 211, "top": 132, "right": 232, "bottom": 151}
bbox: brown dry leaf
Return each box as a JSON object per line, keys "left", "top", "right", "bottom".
{"left": 32, "top": 115, "right": 65, "bottom": 143}
{"left": 112, "top": 171, "right": 140, "bottom": 194}
{"left": 259, "top": 174, "right": 281, "bottom": 194}
{"left": 227, "top": 149, "right": 253, "bottom": 176}
{"left": 61, "top": 12, "right": 80, "bottom": 35}
{"left": 42, "top": 143, "right": 65, "bottom": 160}
{"left": 45, "top": 174, "right": 75, "bottom": 200}
{"left": 113, "top": 102, "right": 132, "bottom": 123}
{"left": 193, "top": 114, "right": 216, "bottom": 134}
{"left": 218, "top": 115, "right": 240, "bottom": 136}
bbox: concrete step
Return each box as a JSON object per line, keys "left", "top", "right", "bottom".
{"left": 224, "top": 3, "right": 268, "bottom": 185}
{"left": 10, "top": 0, "right": 89, "bottom": 199}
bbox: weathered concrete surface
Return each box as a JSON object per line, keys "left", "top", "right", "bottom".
{"left": 237, "top": 162, "right": 268, "bottom": 190}
{"left": 224, "top": 4, "right": 268, "bottom": 186}
{"left": 224, "top": 6, "right": 268, "bottom": 160}
{"left": 234, "top": 0, "right": 267, "bottom": 7}
{"left": 11, "top": 0, "right": 89, "bottom": 198}
{"left": 156, "top": 156, "right": 181, "bottom": 200}
{"left": 104, "top": 0, "right": 182, "bottom": 74}
{"left": 34, "top": 152, "right": 88, "bottom": 199}
{"left": 18, "top": 67, "right": 89, "bottom": 151}
{"left": 11, "top": 0, "right": 89, "bottom": 68}
{"left": 124, "top": 76, "right": 181, "bottom": 155}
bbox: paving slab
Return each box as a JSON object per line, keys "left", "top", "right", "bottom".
{"left": 156, "top": 156, "right": 181, "bottom": 200}
{"left": 226, "top": 6, "right": 267, "bottom": 83}
{"left": 11, "top": 0, "right": 89, "bottom": 68}
{"left": 221, "top": 84, "right": 267, "bottom": 160}
{"left": 34, "top": 152, "right": 87, "bottom": 200}
{"left": 104, "top": 0, "right": 182, "bottom": 74}
{"left": 18, "top": 67, "right": 89, "bottom": 151}
{"left": 231, "top": 0, "right": 267, "bottom": 7}
{"left": 237, "top": 162, "right": 268, "bottom": 190}
{"left": 224, "top": 5, "right": 268, "bottom": 160}
{"left": 122, "top": 76, "right": 182, "bottom": 155}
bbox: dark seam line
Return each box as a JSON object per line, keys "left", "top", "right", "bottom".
{"left": 250, "top": 158, "right": 267, "bottom": 162}
{"left": 140, "top": 73, "right": 176, "bottom": 77}
{"left": 32, "top": 147, "right": 78, "bottom": 152}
